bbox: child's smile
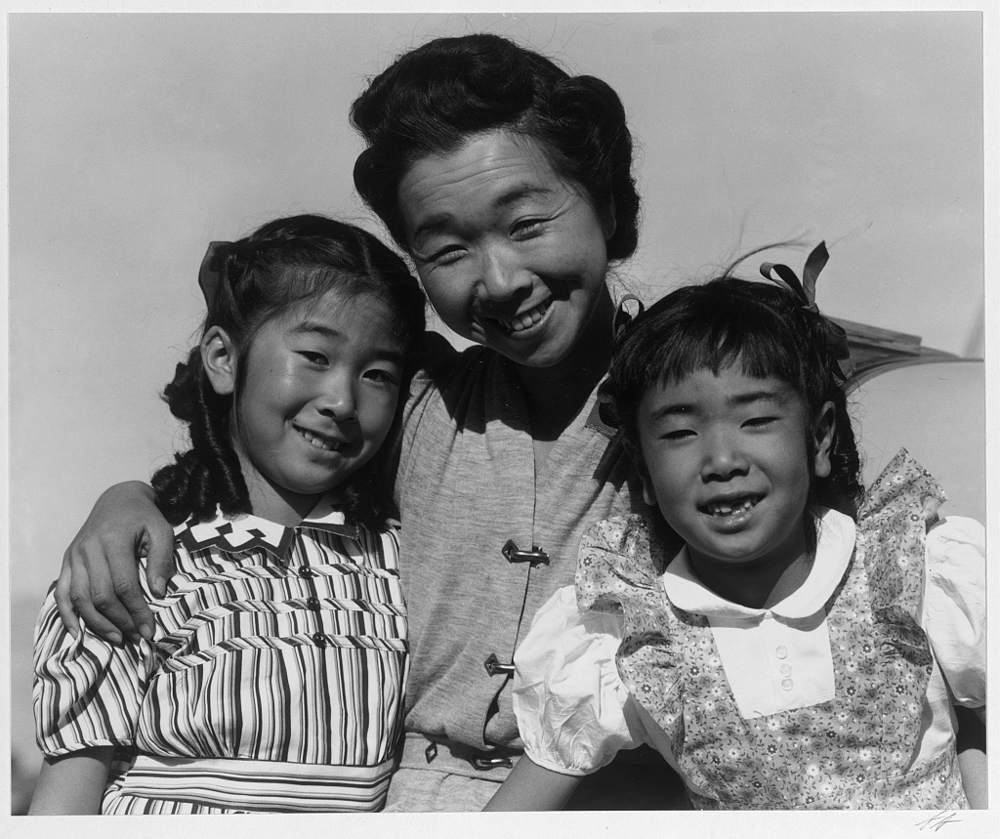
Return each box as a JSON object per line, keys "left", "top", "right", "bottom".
{"left": 293, "top": 423, "right": 358, "bottom": 454}
{"left": 700, "top": 494, "right": 760, "bottom": 519}
{"left": 636, "top": 365, "right": 834, "bottom": 586}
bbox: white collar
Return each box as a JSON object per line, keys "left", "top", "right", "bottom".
{"left": 176, "top": 495, "right": 359, "bottom": 563}
{"left": 662, "top": 508, "right": 856, "bottom": 620}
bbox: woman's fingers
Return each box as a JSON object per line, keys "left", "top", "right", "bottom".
{"left": 53, "top": 563, "right": 81, "bottom": 639}
{"left": 56, "top": 534, "right": 148, "bottom": 644}
{"left": 141, "top": 520, "right": 177, "bottom": 602}
{"left": 54, "top": 482, "right": 167, "bottom": 643}
{"left": 59, "top": 554, "right": 126, "bottom": 645}
{"left": 103, "top": 545, "right": 154, "bottom": 643}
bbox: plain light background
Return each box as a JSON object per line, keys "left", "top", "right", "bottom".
{"left": 4, "top": 7, "right": 994, "bottom": 831}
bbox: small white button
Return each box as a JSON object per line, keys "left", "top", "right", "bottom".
{"left": 780, "top": 664, "right": 792, "bottom": 675}
{"left": 781, "top": 678, "right": 794, "bottom": 691}
{"left": 775, "top": 646, "right": 788, "bottom": 659}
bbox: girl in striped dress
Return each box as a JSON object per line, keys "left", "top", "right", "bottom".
{"left": 30, "top": 214, "right": 425, "bottom": 814}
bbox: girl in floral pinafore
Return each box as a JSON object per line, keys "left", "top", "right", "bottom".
{"left": 485, "top": 245, "right": 985, "bottom": 811}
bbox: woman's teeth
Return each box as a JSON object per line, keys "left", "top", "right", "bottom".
{"left": 705, "top": 498, "right": 758, "bottom": 517}
{"left": 498, "top": 299, "right": 551, "bottom": 333}
{"left": 297, "top": 428, "right": 339, "bottom": 451}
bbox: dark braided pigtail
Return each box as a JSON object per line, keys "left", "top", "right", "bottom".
{"left": 152, "top": 347, "right": 251, "bottom": 525}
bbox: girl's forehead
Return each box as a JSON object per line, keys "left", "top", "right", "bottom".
{"left": 279, "top": 288, "right": 400, "bottom": 334}
{"left": 645, "top": 366, "right": 800, "bottom": 405}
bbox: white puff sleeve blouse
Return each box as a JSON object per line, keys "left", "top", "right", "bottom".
{"left": 512, "top": 514, "right": 985, "bottom": 777}
{"left": 511, "top": 586, "right": 646, "bottom": 776}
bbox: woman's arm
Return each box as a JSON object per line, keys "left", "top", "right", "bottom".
{"left": 55, "top": 481, "right": 175, "bottom": 644}
{"left": 28, "top": 747, "right": 115, "bottom": 815}
{"left": 483, "top": 757, "right": 582, "bottom": 811}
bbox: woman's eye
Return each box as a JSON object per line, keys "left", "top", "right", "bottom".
{"left": 429, "top": 245, "right": 465, "bottom": 265}
{"left": 744, "top": 416, "right": 777, "bottom": 429}
{"left": 511, "top": 219, "right": 543, "bottom": 239}
{"left": 663, "top": 429, "right": 695, "bottom": 441}
{"left": 298, "top": 351, "right": 328, "bottom": 365}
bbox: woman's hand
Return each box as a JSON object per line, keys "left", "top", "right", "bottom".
{"left": 55, "top": 481, "right": 175, "bottom": 644}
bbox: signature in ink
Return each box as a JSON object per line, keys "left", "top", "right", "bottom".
{"left": 915, "top": 811, "right": 961, "bottom": 832}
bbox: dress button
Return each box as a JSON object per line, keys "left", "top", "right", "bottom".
{"left": 299, "top": 567, "right": 315, "bottom": 578}
{"left": 312, "top": 632, "right": 327, "bottom": 647}
{"left": 780, "top": 664, "right": 792, "bottom": 676}
{"left": 775, "top": 646, "right": 788, "bottom": 659}
{"left": 781, "top": 678, "right": 794, "bottom": 691}
{"left": 307, "top": 596, "right": 321, "bottom": 611}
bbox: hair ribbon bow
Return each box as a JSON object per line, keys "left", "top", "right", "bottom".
{"left": 198, "top": 241, "right": 231, "bottom": 309}
{"left": 759, "top": 241, "right": 853, "bottom": 380}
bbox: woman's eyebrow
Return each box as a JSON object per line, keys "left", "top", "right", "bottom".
{"left": 493, "top": 183, "right": 554, "bottom": 209}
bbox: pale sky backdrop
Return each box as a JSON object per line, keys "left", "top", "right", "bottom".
{"left": 4, "top": 7, "right": 994, "bottom": 828}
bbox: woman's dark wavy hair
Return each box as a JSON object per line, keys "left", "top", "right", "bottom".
{"left": 152, "top": 214, "right": 425, "bottom": 530}
{"left": 608, "top": 274, "right": 864, "bottom": 522}
{"left": 350, "top": 33, "right": 640, "bottom": 261}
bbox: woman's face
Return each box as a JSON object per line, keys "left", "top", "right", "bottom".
{"left": 397, "top": 129, "right": 613, "bottom": 369}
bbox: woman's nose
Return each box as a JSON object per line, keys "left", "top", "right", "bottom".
{"left": 477, "top": 242, "right": 531, "bottom": 301}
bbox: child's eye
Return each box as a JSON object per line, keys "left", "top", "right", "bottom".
{"left": 298, "top": 351, "right": 328, "bottom": 366}
{"left": 744, "top": 416, "right": 777, "bottom": 429}
{"left": 663, "top": 429, "right": 695, "bottom": 441}
{"left": 364, "top": 368, "right": 399, "bottom": 387}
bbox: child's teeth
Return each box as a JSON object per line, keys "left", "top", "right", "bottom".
{"left": 299, "top": 429, "right": 337, "bottom": 451}
{"left": 709, "top": 498, "right": 756, "bottom": 516}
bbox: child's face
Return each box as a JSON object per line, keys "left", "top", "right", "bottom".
{"left": 636, "top": 365, "right": 834, "bottom": 573}
{"left": 228, "top": 289, "right": 405, "bottom": 522}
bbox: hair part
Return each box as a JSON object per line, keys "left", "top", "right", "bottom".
{"left": 609, "top": 275, "right": 863, "bottom": 520}
{"left": 152, "top": 214, "right": 425, "bottom": 530}
{"left": 350, "top": 33, "right": 640, "bottom": 261}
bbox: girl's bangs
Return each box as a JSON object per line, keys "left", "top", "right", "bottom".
{"left": 651, "top": 304, "right": 800, "bottom": 389}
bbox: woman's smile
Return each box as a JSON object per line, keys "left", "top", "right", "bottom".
{"left": 490, "top": 296, "right": 554, "bottom": 336}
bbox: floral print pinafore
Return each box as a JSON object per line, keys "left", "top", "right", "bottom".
{"left": 576, "top": 450, "right": 968, "bottom": 809}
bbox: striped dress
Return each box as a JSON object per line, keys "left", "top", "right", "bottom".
{"left": 32, "top": 498, "right": 407, "bottom": 813}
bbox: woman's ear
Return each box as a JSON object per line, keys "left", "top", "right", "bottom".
{"left": 812, "top": 401, "right": 836, "bottom": 478}
{"left": 601, "top": 197, "right": 617, "bottom": 242}
{"left": 201, "top": 326, "right": 238, "bottom": 396}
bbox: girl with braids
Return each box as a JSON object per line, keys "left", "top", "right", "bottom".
{"left": 487, "top": 245, "right": 986, "bottom": 810}
{"left": 29, "top": 214, "right": 425, "bottom": 814}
